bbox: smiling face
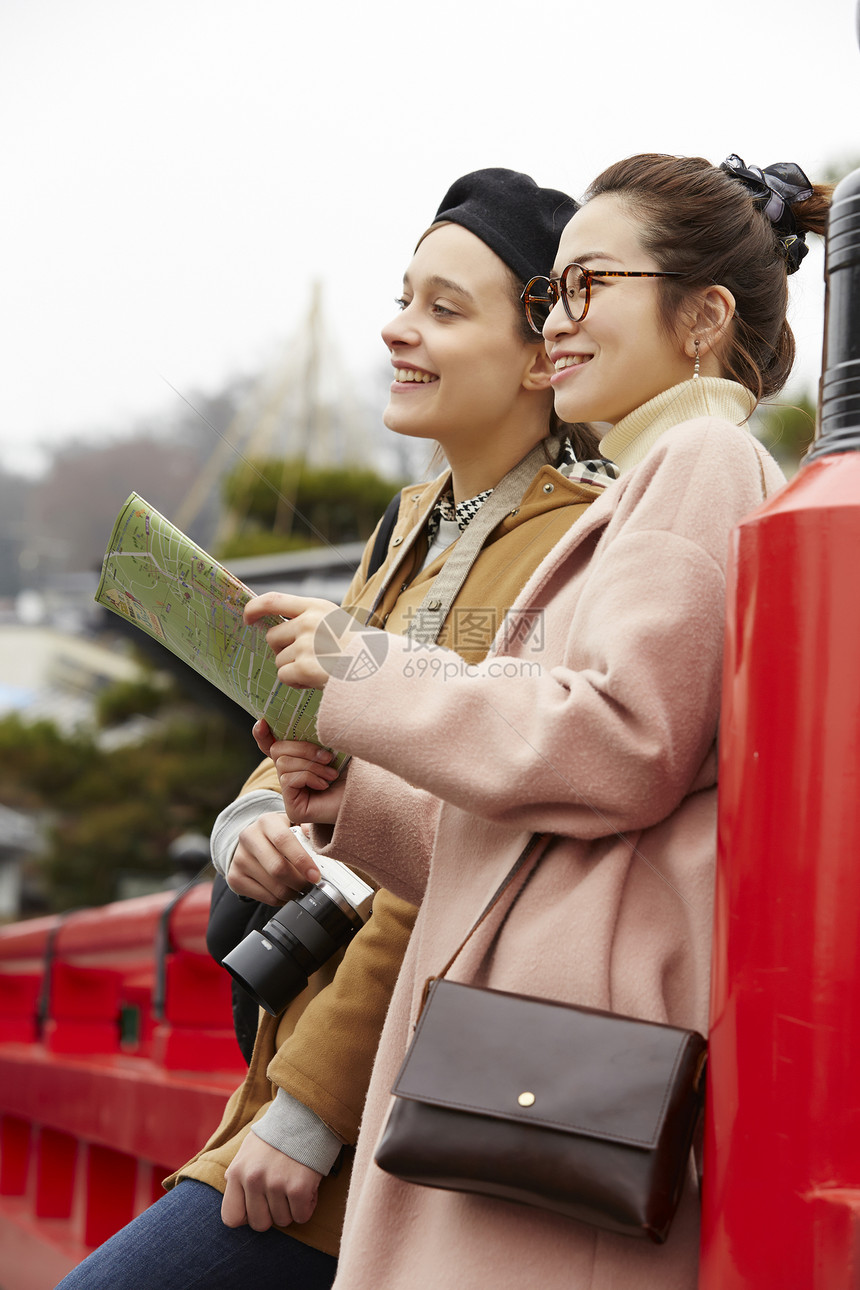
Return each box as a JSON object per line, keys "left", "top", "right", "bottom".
{"left": 544, "top": 194, "right": 693, "bottom": 426}
{"left": 381, "top": 223, "right": 550, "bottom": 469}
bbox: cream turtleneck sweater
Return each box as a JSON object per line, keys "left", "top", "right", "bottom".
{"left": 600, "top": 377, "right": 756, "bottom": 475}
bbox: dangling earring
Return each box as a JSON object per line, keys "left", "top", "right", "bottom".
{"left": 693, "top": 339, "right": 701, "bottom": 380}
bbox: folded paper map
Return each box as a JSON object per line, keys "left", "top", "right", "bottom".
{"left": 95, "top": 493, "right": 345, "bottom": 764}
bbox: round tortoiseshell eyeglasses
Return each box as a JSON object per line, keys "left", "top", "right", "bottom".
{"left": 521, "top": 262, "right": 686, "bottom": 334}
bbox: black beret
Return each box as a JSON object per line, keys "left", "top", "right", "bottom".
{"left": 430, "top": 168, "right": 578, "bottom": 284}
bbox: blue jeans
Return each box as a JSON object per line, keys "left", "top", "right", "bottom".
{"left": 54, "top": 1179, "right": 338, "bottom": 1290}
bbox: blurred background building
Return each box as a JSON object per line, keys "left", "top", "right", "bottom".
{"left": 0, "top": 289, "right": 412, "bottom": 918}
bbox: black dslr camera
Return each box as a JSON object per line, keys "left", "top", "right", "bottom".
{"left": 222, "top": 827, "right": 373, "bottom": 1016}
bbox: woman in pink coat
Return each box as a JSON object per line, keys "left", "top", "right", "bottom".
{"left": 246, "top": 153, "right": 830, "bottom": 1288}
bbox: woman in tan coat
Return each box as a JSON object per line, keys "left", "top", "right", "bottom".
{"left": 55, "top": 169, "right": 611, "bottom": 1290}
{"left": 246, "top": 153, "right": 829, "bottom": 1288}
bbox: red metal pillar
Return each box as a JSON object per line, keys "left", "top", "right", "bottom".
{"left": 0, "top": 1115, "right": 30, "bottom": 1195}
{"left": 700, "top": 166, "right": 860, "bottom": 1284}
{"left": 84, "top": 1143, "right": 138, "bottom": 1250}
{"left": 702, "top": 454, "right": 860, "bottom": 1286}
{"left": 35, "top": 1128, "right": 78, "bottom": 1218}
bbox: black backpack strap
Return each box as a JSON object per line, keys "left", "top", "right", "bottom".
{"left": 368, "top": 491, "right": 403, "bottom": 578}
{"left": 207, "top": 874, "right": 277, "bottom": 1065}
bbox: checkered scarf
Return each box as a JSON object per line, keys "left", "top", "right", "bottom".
{"left": 425, "top": 440, "right": 618, "bottom": 545}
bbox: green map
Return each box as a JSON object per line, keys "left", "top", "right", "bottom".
{"left": 95, "top": 493, "right": 343, "bottom": 762}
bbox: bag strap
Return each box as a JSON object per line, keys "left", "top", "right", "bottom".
{"left": 419, "top": 832, "right": 553, "bottom": 1013}
{"left": 368, "top": 476, "right": 451, "bottom": 616}
{"left": 752, "top": 441, "right": 769, "bottom": 501}
{"left": 368, "top": 490, "right": 403, "bottom": 579}
{"left": 404, "top": 439, "right": 553, "bottom": 645}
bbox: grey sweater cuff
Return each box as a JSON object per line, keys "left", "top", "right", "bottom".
{"left": 209, "top": 790, "right": 284, "bottom": 877}
{"left": 251, "top": 1088, "right": 344, "bottom": 1175}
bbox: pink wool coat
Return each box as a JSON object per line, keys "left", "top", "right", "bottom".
{"left": 312, "top": 409, "right": 784, "bottom": 1290}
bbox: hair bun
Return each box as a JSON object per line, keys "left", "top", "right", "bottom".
{"left": 720, "top": 154, "right": 814, "bottom": 273}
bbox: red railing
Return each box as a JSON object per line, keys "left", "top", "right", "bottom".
{"left": 0, "top": 882, "right": 245, "bottom": 1290}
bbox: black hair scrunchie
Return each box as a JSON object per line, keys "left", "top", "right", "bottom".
{"left": 720, "top": 154, "right": 814, "bottom": 274}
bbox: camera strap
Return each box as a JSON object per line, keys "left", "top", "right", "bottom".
{"left": 404, "top": 439, "right": 553, "bottom": 646}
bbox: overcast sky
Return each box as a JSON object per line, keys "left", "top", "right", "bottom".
{"left": 2, "top": 0, "right": 858, "bottom": 475}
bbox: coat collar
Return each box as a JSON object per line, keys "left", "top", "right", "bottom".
{"left": 370, "top": 438, "right": 605, "bottom": 616}
{"left": 369, "top": 473, "right": 450, "bottom": 615}
{"left": 490, "top": 381, "right": 756, "bottom": 648}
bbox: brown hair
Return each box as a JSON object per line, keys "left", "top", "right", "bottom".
{"left": 586, "top": 154, "right": 832, "bottom": 402}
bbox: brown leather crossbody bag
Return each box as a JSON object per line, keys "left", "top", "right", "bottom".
{"left": 374, "top": 835, "right": 707, "bottom": 1243}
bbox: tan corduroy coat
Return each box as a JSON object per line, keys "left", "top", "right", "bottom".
{"left": 168, "top": 458, "right": 602, "bottom": 1256}
{"left": 312, "top": 388, "right": 785, "bottom": 1288}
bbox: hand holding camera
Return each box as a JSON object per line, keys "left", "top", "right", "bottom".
{"left": 227, "top": 811, "right": 322, "bottom": 905}
{"left": 224, "top": 826, "right": 374, "bottom": 1016}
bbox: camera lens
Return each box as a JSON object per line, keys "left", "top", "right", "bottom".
{"left": 222, "top": 880, "right": 366, "bottom": 1016}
